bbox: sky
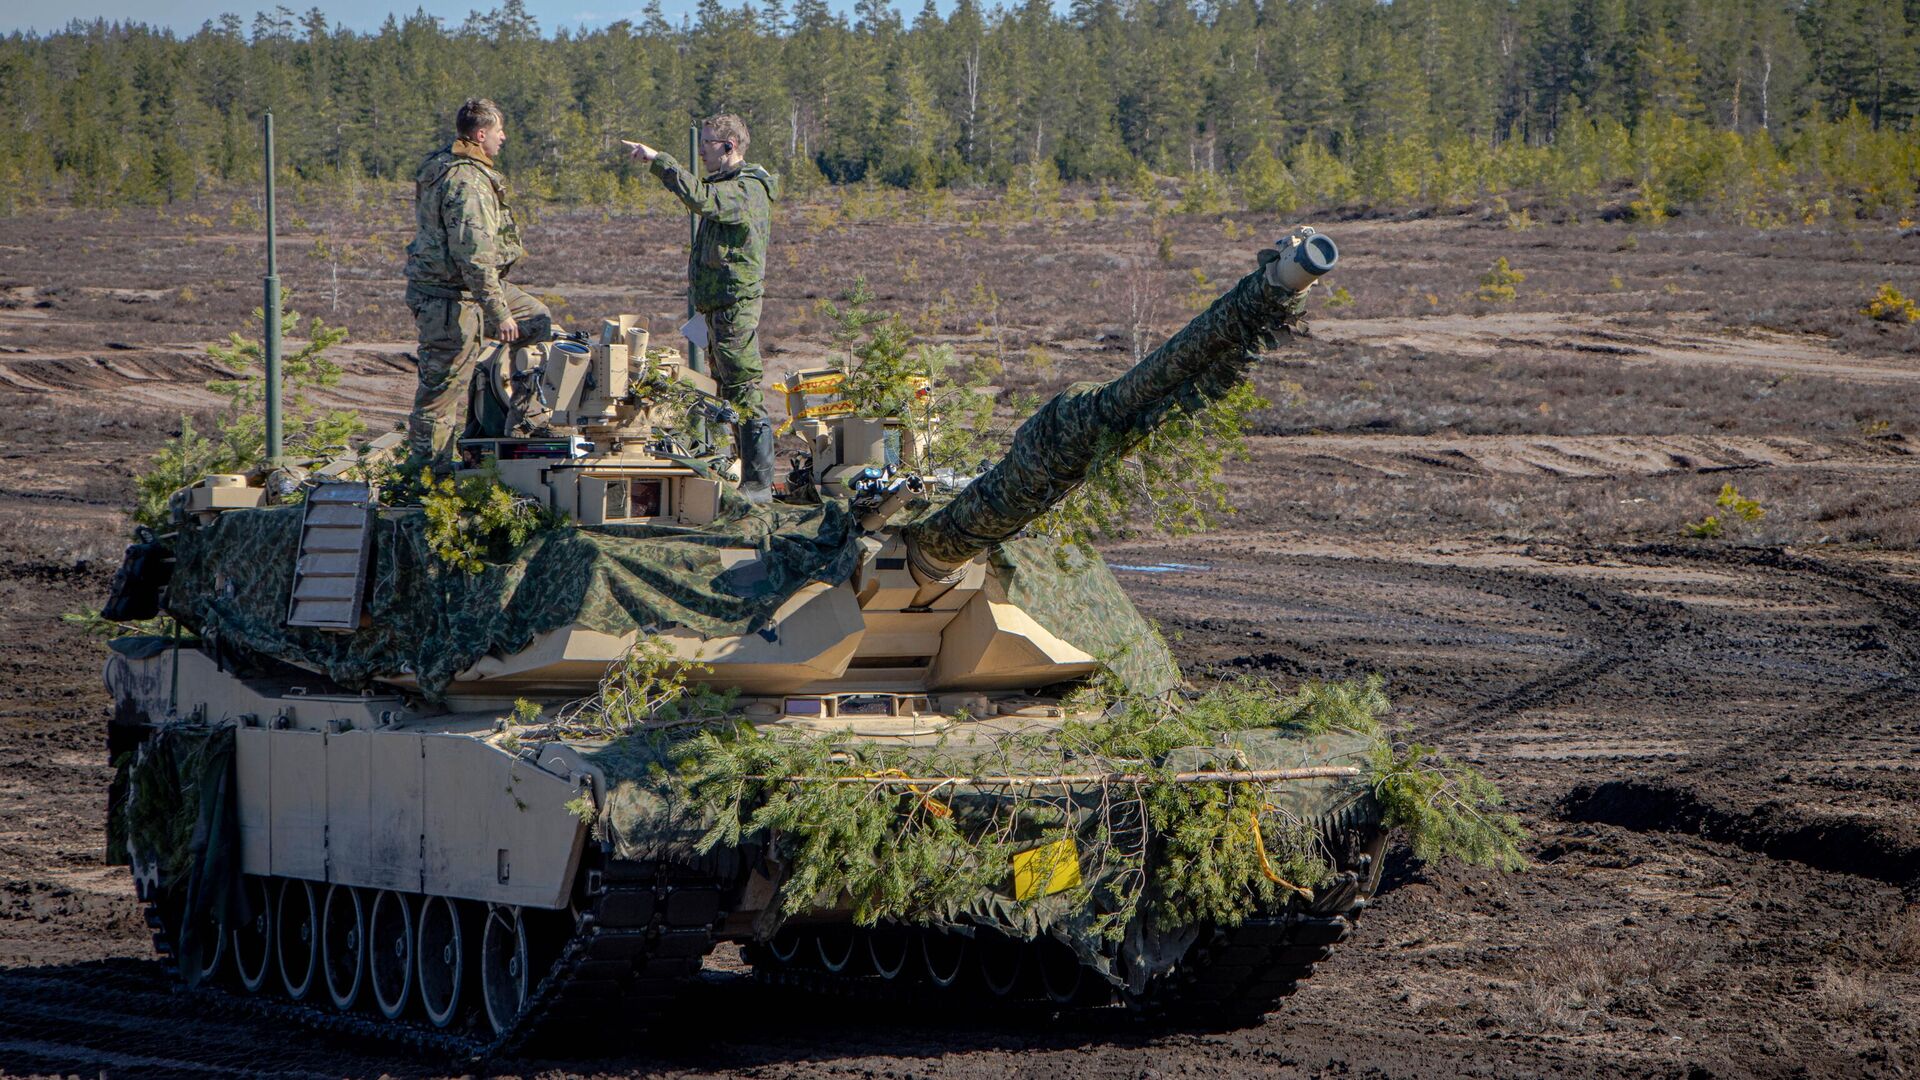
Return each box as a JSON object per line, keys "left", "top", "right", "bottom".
{"left": 0, "top": 0, "right": 959, "bottom": 36}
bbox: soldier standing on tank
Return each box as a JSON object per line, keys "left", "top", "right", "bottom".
{"left": 403, "top": 98, "right": 551, "bottom": 471}
{"left": 624, "top": 115, "right": 779, "bottom": 502}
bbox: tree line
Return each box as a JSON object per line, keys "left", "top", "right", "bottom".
{"left": 0, "top": 0, "right": 1915, "bottom": 219}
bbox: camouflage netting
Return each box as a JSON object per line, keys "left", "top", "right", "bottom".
{"left": 118, "top": 722, "right": 239, "bottom": 970}
{"left": 165, "top": 492, "right": 1179, "bottom": 700}
{"left": 580, "top": 722, "right": 1377, "bottom": 989}
{"left": 990, "top": 534, "right": 1180, "bottom": 697}
{"left": 909, "top": 263, "right": 1307, "bottom": 567}
{"left": 166, "top": 495, "right": 864, "bottom": 697}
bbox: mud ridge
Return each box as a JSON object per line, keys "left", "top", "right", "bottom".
{"left": 1558, "top": 779, "right": 1920, "bottom": 897}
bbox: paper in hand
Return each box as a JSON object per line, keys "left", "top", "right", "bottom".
{"left": 680, "top": 314, "right": 710, "bottom": 350}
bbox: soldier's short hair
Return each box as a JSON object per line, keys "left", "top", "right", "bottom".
{"left": 701, "top": 114, "right": 750, "bottom": 156}
{"left": 456, "top": 98, "right": 505, "bottom": 140}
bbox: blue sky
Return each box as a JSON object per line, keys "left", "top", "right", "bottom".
{"left": 0, "top": 0, "right": 961, "bottom": 36}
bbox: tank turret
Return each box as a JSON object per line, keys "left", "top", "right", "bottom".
{"left": 908, "top": 227, "right": 1336, "bottom": 574}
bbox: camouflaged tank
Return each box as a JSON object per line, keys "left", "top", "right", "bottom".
{"left": 101, "top": 227, "right": 1382, "bottom": 1055}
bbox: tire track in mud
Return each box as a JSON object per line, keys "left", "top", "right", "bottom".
{"left": 1144, "top": 543, "right": 1920, "bottom": 894}
{"left": 1160, "top": 549, "right": 1697, "bottom": 735}
{"left": 1553, "top": 544, "right": 1920, "bottom": 892}
{"left": 0, "top": 963, "right": 394, "bottom": 1078}
{"left": 1558, "top": 777, "right": 1920, "bottom": 896}
{"left": 1608, "top": 544, "right": 1920, "bottom": 776}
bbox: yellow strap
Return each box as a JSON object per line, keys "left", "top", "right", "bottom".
{"left": 867, "top": 768, "right": 953, "bottom": 818}
{"left": 795, "top": 400, "right": 857, "bottom": 420}
{"left": 783, "top": 372, "right": 848, "bottom": 395}
{"left": 1248, "top": 808, "right": 1313, "bottom": 898}
{"left": 777, "top": 399, "right": 858, "bottom": 436}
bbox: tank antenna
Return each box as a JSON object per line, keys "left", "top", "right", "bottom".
{"left": 684, "top": 122, "right": 705, "bottom": 376}
{"left": 262, "top": 110, "right": 283, "bottom": 465}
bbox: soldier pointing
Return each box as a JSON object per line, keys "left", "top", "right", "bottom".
{"left": 404, "top": 98, "right": 551, "bottom": 471}
{"left": 625, "top": 115, "right": 780, "bottom": 503}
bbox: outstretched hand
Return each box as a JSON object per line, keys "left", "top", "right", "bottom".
{"left": 621, "top": 139, "right": 658, "bottom": 163}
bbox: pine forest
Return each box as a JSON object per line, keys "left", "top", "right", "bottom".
{"left": 1, "top": 0, "right": 1917, "bottom": 221}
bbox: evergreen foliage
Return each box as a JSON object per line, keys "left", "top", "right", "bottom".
{"left": 816, "top": 275, "right": 1262, "bottom": 550}
{"left": 1, "top": 2, "right": 1915, "bottom": 222}
{"left": 1684, "top": 480, "right": 1766, "bottom": 539}
{"left": 643, "top": 670, "right": 1525, "bottom": 935}
{"left": 418, "top": 466, "right": 551, "bottom": 573}
{"left": 1032, "top": 380, "right": 1269, "bottom": 556}
{"left": 1863, "top": 282, "right": 1920, "bottom": 323}
{"left": 819, "top": 274, "right": 1023, "bottom": 475}
{"left": 131, "top": 303, "right": 355, "bottom": 527}
{"left": 1476, "top": 257, "right": 1526, "bottom": 303}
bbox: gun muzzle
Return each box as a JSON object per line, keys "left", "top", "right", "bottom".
{"left": 1262, "top": 227, "right": 1339, "bottom": 293}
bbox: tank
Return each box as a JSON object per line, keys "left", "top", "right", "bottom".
{"left": 101, "top": 228, "right": 1391, "bottom": 1056}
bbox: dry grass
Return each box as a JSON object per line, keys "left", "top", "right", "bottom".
{"left": 1887, "top": 905, "right": 1920, "bottom": 967}
{"left": 1811, "top": 968, "right": 1911, "bottom": 1048}
{"left": 1496, "top": 929, "right": 1700, "bottom": 1034}
{"left": 3, "top": 190, "right": 1916, "bottom": 558}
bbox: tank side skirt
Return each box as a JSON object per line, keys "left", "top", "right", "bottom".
{"left": 136, "top": 851, "right": 726, "bottom": 1061}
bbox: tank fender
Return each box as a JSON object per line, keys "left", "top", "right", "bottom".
{"left": 531, "top": 742, "right": 610, "bottom": 818}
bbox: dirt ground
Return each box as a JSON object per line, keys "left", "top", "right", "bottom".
{"left": 1, "top": 189, "right": 1917, "bottom": 1079}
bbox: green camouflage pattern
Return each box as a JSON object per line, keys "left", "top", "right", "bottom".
{"left": 910, "top": 263, "right": 1308, "bottom": 567}
{"left": 118, "top": 722, "right": 238, "bottom": 970}
{"left": 405, "top": 281, "right": 551, "bottom": 461}
{"left": 990, "top": 534, "right": 1181, "bottom": 697}
{"left": 404, "top": 145, "right": 528, "bottom": 328}
{"left": 164, "top": 485, "right": 1177, "bottom": 701}
{"left": 166, "top": 496, "right": 863, "bottom": 699}
{"left": 649, "top": 153, "right": 777, "bottom": 313}
{"left": 706, "top": 295, "right": 766, "bottom": 417}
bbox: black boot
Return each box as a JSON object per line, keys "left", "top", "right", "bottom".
{"left": 739, "top": 417, "right": 775, "bottom": 504}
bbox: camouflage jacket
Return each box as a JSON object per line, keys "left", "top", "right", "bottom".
{"left": 404, "top": 142, "right": 526, "bottom": 326}
{"left": 649, "top": 153, "right": 777, "bottom": 312}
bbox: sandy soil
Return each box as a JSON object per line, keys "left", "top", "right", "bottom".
{"left": 0, "top": 195, "right": 1917, "bottom": 1079}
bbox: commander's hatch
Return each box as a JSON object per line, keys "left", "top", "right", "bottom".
{"left": 285, "top": 481, "right": 374, "bottom": 631}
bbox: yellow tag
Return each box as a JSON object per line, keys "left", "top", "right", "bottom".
{"left": 1012, "top": 838, "right": 1082, "bottom": 900}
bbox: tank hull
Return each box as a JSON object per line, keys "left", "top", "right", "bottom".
{"left": 109, "top": 641, "right": 1385, "bottom": 1052}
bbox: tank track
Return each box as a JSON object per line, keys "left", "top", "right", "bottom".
{"left": 741, "top": 865, "right": 1374, "bottom": 1026}
{"left": 134, "top": 851, "right": 728, "bottom": 1063}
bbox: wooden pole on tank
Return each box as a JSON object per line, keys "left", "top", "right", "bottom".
{"left": 262, "top": 111, "right": 283, "bottom": 464}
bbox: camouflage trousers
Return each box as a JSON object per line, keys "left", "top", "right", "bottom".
{"left": 405, "top": 281, "right": 550, "bottom": 464}
{"left": 703, "top": 297, "right": 765, "bottom": 420}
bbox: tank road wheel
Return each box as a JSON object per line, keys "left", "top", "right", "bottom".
{"left": 921, "top": 931, "right": 967, "bottom": 989}
{"left": 976, "top": 932, "right": 1025, "bottom": 998}
{"left": 814, "top": 926, "right": 859, "bottom": 974}
{"left": 1036, "top": 936, "right": 1087, "bottom": 1004}
{"left": 766, "top": 925, "right": 802, "bottom": 963}
{"left": 368, "top": 891, "right": 414, "bottom": 1020}
{"left": 417, "top": 895, "right": 467, "bottom": 1029}
{"left": 232, "top": 875, "right": 273, "bottom": 994}
{"left": 275, "top": 879, "right": 321, "bottom": 1001}
{"left": 321, "top": 885, "right": 366, "bottom": 1010}
{"left": 866, "top": 924, "right": 912, "bottom": 980}
{"left": 480, "top": 904, "right": 530, "bottom": 1036}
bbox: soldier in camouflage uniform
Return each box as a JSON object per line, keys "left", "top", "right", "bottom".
{"left": 403, "top": 98, "right": 551, "bottom": 469}
{"left": 625, "top": 115, "right": 779, "bottom": 502}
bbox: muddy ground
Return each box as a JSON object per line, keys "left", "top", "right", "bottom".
{"left": 1, "top": 189, "right": 1917, "bottom": 1078}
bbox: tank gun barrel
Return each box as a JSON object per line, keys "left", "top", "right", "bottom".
{"left": 906, "top": 228, "right": 1337, "bottom": 574}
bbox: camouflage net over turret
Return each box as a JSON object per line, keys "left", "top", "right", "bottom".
{"left": 909, "top": 263, "right": 1309, "bottom": 569}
